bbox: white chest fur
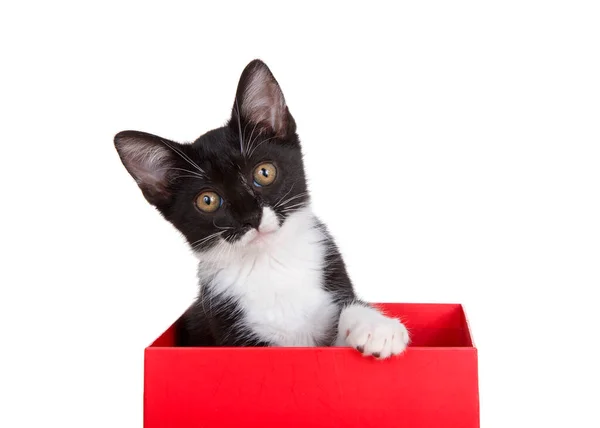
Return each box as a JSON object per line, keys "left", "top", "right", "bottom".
{"left": 196, "top": 207, "right": 338, "bottom": 346}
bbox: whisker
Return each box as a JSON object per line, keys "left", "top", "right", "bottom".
{"left": 280, "top": 202, "right": 306, "bottom": 214}
{"left": 245, "top": 120, "right": 262, "bottom": 158}
{"left": 241, "top": 119, "right": 252, "bottom": 155}
{"left": 245, "top": 109, "right": 272, "bottom": 158}
{"left": 234, "top": 98, "right": 245, "bottom": 156}
{"left": 159, "top": 139, "right": 206, "bottom": 175}
{"left": 153, "top": 166, "right": 206, "bottom": 182}
{"left": 248, "top": 136, "right": 277, "bottom": 159}
{"left": 191, "top": 237, "right": 219, "bottom": 249}
{"left": 273, "top": 183, "right": 296, "bottom": 208}
{"left": 277, "top": 192, "right": 309, "bottom": 208}
{"left": 168, "top": 167, "right": 206, "bottom": 178}
{"left": 175, "top": 174, "right": 208, "bottom": 180}
{"left": 279, "top": 202, "right": 307, "bottom": 211}
{"left": 192, "top": 239, "right": 220, "bottom": 251}
{"left": 190, "top": 231, "right": 225, "bottom": 248}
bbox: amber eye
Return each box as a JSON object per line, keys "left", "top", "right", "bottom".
{"left": 195, "top": 191, "right": 222, "bottom": 213}
{"left": 253, "top": 162, "right": 277, "bottom": 187}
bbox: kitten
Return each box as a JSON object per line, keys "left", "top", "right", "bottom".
{"left": 114, "top": 60, "right": 409, "bottom": 359}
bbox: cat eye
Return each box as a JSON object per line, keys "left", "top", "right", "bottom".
{"left": 253, "top": 162, "right": 277, "bottom": 187}
{"left": 195, "top": 191, "right": 222, "bottom": 213}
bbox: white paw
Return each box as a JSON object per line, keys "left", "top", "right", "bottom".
{"left": 337, "top": 304, "right": 410, "bottom": 359}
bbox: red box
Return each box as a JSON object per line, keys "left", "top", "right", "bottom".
{"left": 144, "top": 303, "right": 479, "bottom": 428}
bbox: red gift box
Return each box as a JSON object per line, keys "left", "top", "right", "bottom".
{"left": 144, "top": 303, "right": 479, "bottom": 427}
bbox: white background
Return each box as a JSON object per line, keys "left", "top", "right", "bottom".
{"left": 1, "top": 1, "right": 599, "bottom": 427}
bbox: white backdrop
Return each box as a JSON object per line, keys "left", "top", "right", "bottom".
{"left": 1, "top": 1, "right": 599, "bottom": 427}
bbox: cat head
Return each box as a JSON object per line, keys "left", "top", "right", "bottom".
{"left": 114, "top": 60, "right": 309, "bottom": 254}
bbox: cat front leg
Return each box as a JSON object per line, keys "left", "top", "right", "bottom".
{"left": 335, "top": 303, "right": 410, "bottom": 359}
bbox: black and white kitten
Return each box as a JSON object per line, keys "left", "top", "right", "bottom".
{"left": 114, "top": 60, "right": 409, "bottom": 359}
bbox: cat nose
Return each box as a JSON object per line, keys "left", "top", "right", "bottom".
{"left": 241, "top": 211, "right": 262, "bottom": 230}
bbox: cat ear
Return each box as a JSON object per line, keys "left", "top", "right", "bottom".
{"left": 231, "top": 59, "right": 296, "bottom": 139}
{"left": 114, "top": 130, "right": 180, "bottom": 206}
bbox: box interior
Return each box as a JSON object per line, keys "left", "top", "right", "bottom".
{"left": 149, "top": 303, "right": 473, "bottom": 349}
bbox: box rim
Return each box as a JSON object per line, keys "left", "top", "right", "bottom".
{"left": 145, "top": 302, "right": 477, "bottom": 349}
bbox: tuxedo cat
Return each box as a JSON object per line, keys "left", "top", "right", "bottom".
{"left": 114, "top": 60, "right": 409, "bottom": 359}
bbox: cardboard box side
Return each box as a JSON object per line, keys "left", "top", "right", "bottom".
{"left": 144, "top": 346, "right": 479, "bottom": 428}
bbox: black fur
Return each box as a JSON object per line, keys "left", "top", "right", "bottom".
{"left": 115, "top": 60, "right": 360, "bottom": 347}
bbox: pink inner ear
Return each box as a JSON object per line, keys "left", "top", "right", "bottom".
{"left": 118, "top": 138, "right": 172, "bottom": 190}
{"left": 241, "top": 66, "right": 288, "bottom": 137}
